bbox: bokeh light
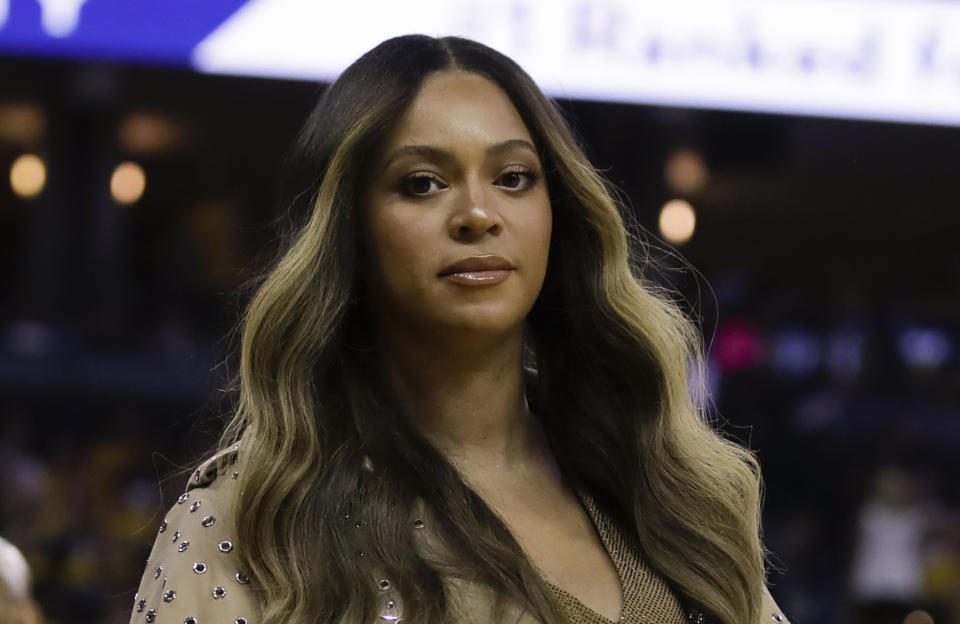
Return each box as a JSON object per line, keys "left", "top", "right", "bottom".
{"left": 658, "top": 199, "right": 696, "bottom": 245}
{"left": 664, "top": 148, "right": 709, "bottom": 194}
{"left": 9, "top": 153, "right": 47, "bottom": 199}
{"left": 110, "top": 161, "right": 146, "bottom": 205}
{"left": 118, "top": 113, "right": 184, "bottom": 155}
{"left": 0, "top": 103, "right": 46, "bottom": 145}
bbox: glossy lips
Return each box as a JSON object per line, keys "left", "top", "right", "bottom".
{"left": 439, "top": 255, "right": 515, "bottom": 285}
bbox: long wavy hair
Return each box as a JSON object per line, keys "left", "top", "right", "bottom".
{"left": 218, "top": 34, "right": 766, "bottom": 624}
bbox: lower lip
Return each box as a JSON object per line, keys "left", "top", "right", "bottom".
{"left": 441, "top": 269, "right": 513, "bottom": 285}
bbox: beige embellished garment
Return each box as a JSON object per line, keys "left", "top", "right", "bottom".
{"left": 546, "top": 493, "right": 686, "bottom": 624}
{"left": 130, "top": 450, "right": 790, "bottom": 624}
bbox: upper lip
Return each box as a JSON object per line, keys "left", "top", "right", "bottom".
{"left": 439, "top": 255, "right": 515, "bottom": 276}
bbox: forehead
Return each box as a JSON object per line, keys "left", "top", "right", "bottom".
{"left": 383, "top": 70, "right": 535, "bottom": 151}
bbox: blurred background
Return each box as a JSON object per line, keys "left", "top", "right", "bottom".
{"left": 1, "top": 1, "right": 958, "bottom": 623}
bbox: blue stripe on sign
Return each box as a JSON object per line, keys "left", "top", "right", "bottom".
{"left": 0, "top": 0, "right": 252, "bottom": 66}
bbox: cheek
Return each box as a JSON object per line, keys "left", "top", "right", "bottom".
{"left": 364, "top": 207, "right": 434, "bottom": 289}
{"left": 525, "top": 198, "right": 553, "bottom": 270}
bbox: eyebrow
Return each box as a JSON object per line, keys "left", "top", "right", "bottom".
{"left": 379, "top": 139, "right": 539, "bottom": 174}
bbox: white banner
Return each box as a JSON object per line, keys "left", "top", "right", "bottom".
{"left": 192, "top": 0, "right": 960, "bottom": 126}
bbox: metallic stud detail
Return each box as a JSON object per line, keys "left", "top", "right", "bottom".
{"left": 378, "top": 579, "right": 391, "bottom": 591}
{"left": 184, "top": 618, "right": 197, "bottom": 624}
{"left": 171, "top": 530, "right": 181, "bottom": 543}
{"left": 201, "top": 516, "right": 215, "bottom": 527}
{"left": 189, "top": 500, "right": 201, "bottom": 513}
{"left": 193, "top": 561, "right": 207, "bottom": 574}
{"left": 194, "top": 469, "right": 201, "bottom": 482}
{"left": 235, "top": 571, "right": 249, "bottom": 584}
{"left": 212, "top": 586, "right": 227, "bottom": 600}
{"left": 145, "top": 609, "right": 157, "bottom": 623}
{"left": 413, "top": 519, "right": 424, "bottom": 529}
{"left": 231, "top": 471, "right": 239, "bottom": 479}
{"left": 153, "top": 566, "right": 162, "bottom": 580}
{"left": 236, "top": 619, "right": 247, "bottom": 624}
{"left": 178, "top": 540, "right": 190, "bottom": 552}
{"left": 357, "top": 550, "right": 364, "bottom": 558}
{"left": 136, "top": 599, "right": 146, "bottom": 613}
{"left": 379, "top": 598, "right": 400, "bottom": 622}
{"left": 163, "top": 590, "right": 177, "bottom": 603}
{"left": 772, "top": 614, "right": 783, "bottom": 622}
{"left": 355, "top": 520, "right": 362, "bottom": 529}
{"left": 158, "top": 520, "right": 167, "bottom": 533}
{"left": 177, "top": 493, "right": 189, "bottom": 504}
{"left": 218, "top": 540, "right": 233, "bottom": 553}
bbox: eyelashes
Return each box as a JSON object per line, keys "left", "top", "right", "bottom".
{"left": 398, "top": 166, "right": 542, "bottom": 198}
{"left": 496, "top": 167, "right": 541, "bottom": 191}
{"left": 400, "top": 173, "right": 446, "bottom": 197}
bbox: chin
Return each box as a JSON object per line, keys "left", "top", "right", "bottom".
{"left": 433, "top": 305, "right": 528, "bottom": 338}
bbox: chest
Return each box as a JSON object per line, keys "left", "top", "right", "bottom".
{"left": 476, "top": 476, "right": 625, "bottom": 622}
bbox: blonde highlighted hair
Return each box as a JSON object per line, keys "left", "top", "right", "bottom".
{"left": 219, "top": 34, "right": 766, "bottom": 624}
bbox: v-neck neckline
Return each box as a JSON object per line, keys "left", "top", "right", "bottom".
{"left": 542, "top": 491, "right": 626, "bottom": 624}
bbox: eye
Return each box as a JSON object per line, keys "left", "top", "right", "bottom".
{"left": 400, "top": 173, "right": 447, "bottom": 197}
{"left": 495, "top": 167, "right": 540, "bottom": 191}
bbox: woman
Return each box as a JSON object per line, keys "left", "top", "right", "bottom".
{"left": 130, "top": 35, "right": 789, "bottom": 624}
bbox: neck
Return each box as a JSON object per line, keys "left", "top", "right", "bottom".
{"left": 374, "top": 322, "right": 534, "bottom": 468}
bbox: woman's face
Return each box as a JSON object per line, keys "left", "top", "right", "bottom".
{"left": 362, "top": 71, "right": 552, "bottom": 343}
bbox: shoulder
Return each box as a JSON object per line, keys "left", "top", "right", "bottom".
{"left": 188, "top": 442, "right": 242, "bottom": 491}
{"left": 761, "top": 586, "right": 790, "bottom": 624}
{"left": 129, "top": 444, "right": 257, "bottom": 624}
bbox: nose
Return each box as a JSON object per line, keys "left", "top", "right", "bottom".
{"left": 448, "top": 182, "right": 502, "bottom": 242}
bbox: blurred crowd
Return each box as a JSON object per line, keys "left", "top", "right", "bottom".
{"left": 0, "top": 400, "right": 219, "bottom": 624}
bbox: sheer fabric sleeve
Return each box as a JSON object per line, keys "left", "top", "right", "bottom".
{"left": 129, "top": 455, "right": 259, "bottom": 624}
